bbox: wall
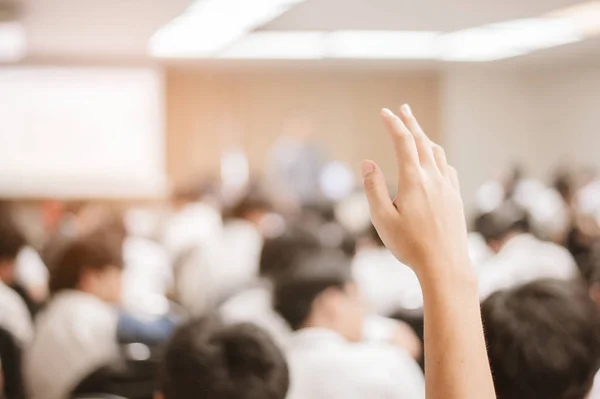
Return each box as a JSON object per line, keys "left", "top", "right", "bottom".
{"left": 442, "top": 61, "right": 600, "bottom": 213}
{"left": 442, "top": 67, "right": 538, "bottom": 212}
{"left": 165, "top": 67, "right": 441, "bottom": 187}
{"left": 528, "top": 63, "right": 600, "bottom": 172}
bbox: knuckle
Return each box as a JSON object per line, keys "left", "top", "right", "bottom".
{"left": 434, "top": 144, "right": 446, "bottom": 156}
{"left": 363, "top": 175, "right": 380, "bottom": 193}
{"left": 404, "top": 166, "right": 421, "bottom": 183}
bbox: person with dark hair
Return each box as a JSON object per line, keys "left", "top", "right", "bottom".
{"left": 24, "top": 235, "right": 124, "bottom": 399}
{"left": 219, "top": 227, "right": 321, "bottom": 346}
{"left": 482, "top": 279, "right": 600, "bottom": 399}
{"left": 0, "top": 215, "right": 34, "bottom": 345}
{"left": 173, "top": 189, "right": 279, "bottom": 315}
{"left": 0, "top": 281, "right": 32, "bottom": 348}
{"left": 0, "top": 326, "right": 25, "bottom": 399}
{"left": 476, "top": 200, "right": 578, "bottom": 299}
{"left": 156, "top": 316, "right": 289, "bottom": 399}
{"left": 0, "top": 212, "right": 44, "bottom": 318}
{"left": 353, "top": 224, "right": 422, "bottom": 315}
{"left": 274, "top": 249, "right": 424, "bottom": 399}
{"left": 0, "top": 215, "right": 26, "bottom": 289}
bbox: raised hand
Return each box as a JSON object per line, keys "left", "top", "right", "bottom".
{"left": 360, "top": 104, "right": 495, "bottom": 399}
{"left": 361, "top": 105, "right": 471, "bottom": 281}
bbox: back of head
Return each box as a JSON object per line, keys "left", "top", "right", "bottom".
{"left": 273, "top": 249, "right": 363, "bottom": 341}
{"left": 475, "top": 200, "right": 530, "bottom": 245}
{"left": 482, "top": 279, "right": 600, "bottom": 399}
{"left": 0, "top": 211, "right": 26, "bottom": 285}
{"left": 225, "top": 191, "right": 273, "bottom": 221}
{"left": 50, "top": 234, "right": 123, "bottom": 296}
{"left": 259, "top": 227, "right": 321, "bottom": 281}
{"left": 159, "top": 316, "right": 289, "bottom": 399}
{"left": 0, "top": 211, "right": 25, "bottom": 263}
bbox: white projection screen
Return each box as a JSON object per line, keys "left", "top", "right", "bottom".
{"left": 0, "top": 67, "right": 166, "bottom": 198}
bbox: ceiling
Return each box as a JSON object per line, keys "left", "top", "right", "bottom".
{"left": 11, "top": 0, "right": 600, "bottom": 65}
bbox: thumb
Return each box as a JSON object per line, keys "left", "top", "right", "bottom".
{"left": 361, "top": 160, "right": 394, "bottom": 221}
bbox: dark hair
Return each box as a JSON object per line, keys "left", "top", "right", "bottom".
{"left": 49, "top": 234, "right": 123, "bottom": 294}
{"left": 482, "top": 279, "right": 600, "bottom": 399}
{"left": 159, "top": 316, "right": 289, "bottom": 399}
{"left": 225, "top": 192, "right": 273, "bottom": 221}
{"left": 259, "top": 227, "right": 321, "bottom": 280}
{"left": 0, "top": 213, "right": 26, "bottom": 262}
{"left": 474, "top": 200, "right": 530, "bottom": 244}
{"left": 273, "top": 249, "right": 352, "bottom": 330}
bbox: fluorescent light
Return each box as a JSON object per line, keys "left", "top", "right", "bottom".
{"left": 219, "top": 30, "right": 439, "bottom": 60}
{"left": 0, "top": 22, "right": 26, "bottom": 62}
{"left": 327, "top": 31, "right": 440, "bottom": 59}
{"left": 149, "top": 0, "right": 306, "bottom": 58}
{"left": 220, "top": 31, "right": 325, "bottom": 59}
{"left": 548, "top": 1, "right": 600, "bottom": 37}
{"left": 149, "top": 1, "right": 593, "bottom": 61}
{"left": 441, "top": 18, "right": 582, "bottom": 61}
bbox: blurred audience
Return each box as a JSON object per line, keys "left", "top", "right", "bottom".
{"left": 157, "top": 316, "right": 289, "bottom": 399}
{"left": 4, "top": 104, "right": 600, "bottom": 399}
{"left": 25, "top": 235, "right": 124, "bottom": 399}
{"left": 274, "top": 249, "right": 425, "bottom": 399}
{"left": 475, "top": 200, "right": 579, "bottom": 299}
{"left": 0, "top": 211, "right": 43, "bottom": 317}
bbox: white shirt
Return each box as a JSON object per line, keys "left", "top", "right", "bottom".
{"left": 478, "top": 234, "right": 579, "bottom": 299}
{"left": 24, "top": 291, "right": 120, "bottom": 399}
{"left": 468, "top": 232, "right": 493, "bottom": 270}
{"left": 0, "top": 281, "right": 33, "bottom": 344}
{"left": 220, "top": 284, "right": 291, "bottom": 348}
{"left": 212, "top": 220, "right": 263, "bottom": 300}
{"left": 353, "top": 247, "right": 422, "bottom": 314}
{"left": 175, "top": 220, "right": 263, "bottom": 315}
{"left": 285, "top": 328, "right": 425, "bottom": 399}
{"left": 588, "top": 370, "right": 600, "bottom": 399}
{"left": 122, "top": 236, "right": 172, "bottom": 318}
{"left": 219, "top": 285, "right": 401, "bottom": 349}
{"left": 14, "top": 246, "right": 49, "bottom": 292}
{"left": 162, "top": 202, "right": 222, "bottom": 258}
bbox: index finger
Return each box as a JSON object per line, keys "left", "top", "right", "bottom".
{"left": 381, "top": 108, "right": 420, "bottom": 183}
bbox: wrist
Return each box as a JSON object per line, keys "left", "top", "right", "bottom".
{"left": 416, "top": 258, "right": 478, "bottom": 294}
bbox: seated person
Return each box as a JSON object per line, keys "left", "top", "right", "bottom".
{"left": 220, "top": 226, "right": 415, "bottom": 353}
{"left": 26, "top": 226, "right": 179, "bottom": 399}
{"left": 274, "top": 249, "right": 425, "bottom": 399}
{"left": 156, "top": 316, "right": 289, "bottom": 399}
{"left": 0, "top": 280, "right": 32, "bottom": 346}
{"left": 482, "top": 279, "right": 600, "bottom": 399}
{"left": 219, "top": 226, "right": 322, "bottom": 347}
{"left": 176, "top": 192, "right": 275, "bottom": 312}
{"left": 72, "top": 342, "right": 162, "bottom": 399}
{"left": 0, "top": 326, "right": 25, "bottom": 399}
{"left": 476, "top": 201, "right": 579, "bottom": 298}
{"left": 24, "top": 235, "right": 124, "bottom": 399}
{"left": 0, "top": 212, "right": 42, "bottom": 317}
{"left": 353, "top": 225, "right": 422, "bottom": 315}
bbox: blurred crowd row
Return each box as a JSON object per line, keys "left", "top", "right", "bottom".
{"left": 2, "top": 156, "right": 600, "bottom": 399}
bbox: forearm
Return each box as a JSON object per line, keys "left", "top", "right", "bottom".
{"left": 420, "top": 266, "right": 495, "bottom": 399}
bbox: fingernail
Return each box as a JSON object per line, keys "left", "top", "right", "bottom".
{"left": 401, "top": 104, "right": 412, "bottom": 116}
{"left": 381, "top": 108, "right": 394, "bottom": 117}
{"left": 361, "top": 161, "right": 375, "bottom": 178}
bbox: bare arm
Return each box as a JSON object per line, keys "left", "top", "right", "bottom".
{"left": 361, "top": 105, "right": 495, "bottom": 399}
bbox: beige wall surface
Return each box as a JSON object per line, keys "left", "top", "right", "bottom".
{"left": 442, "top": 61, "right": 600, "bottom": 214}
{"left": 166, "top": 67, "right": 441, "bottom": 186}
